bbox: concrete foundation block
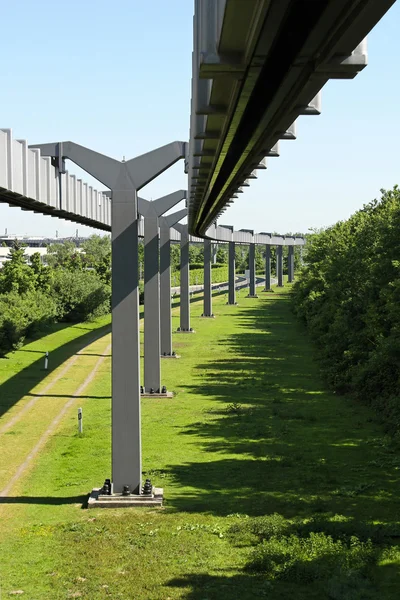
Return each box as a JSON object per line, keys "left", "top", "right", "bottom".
{"left": 88, "top": 487, "right": 164, "bottom": 508}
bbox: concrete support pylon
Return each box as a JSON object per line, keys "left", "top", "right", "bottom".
{"left": 264, "top": 245, "right": 272, "bottom": 291}
{"left": 202, "top": 238, "right": 213, "bottom": 317}
{"left": 138, "top": 191, "right": 186, "bottom": 394}
{"left": 288, "top": 245, "right": 295, "bottom": 283}
{"left": 175, "top": 223, "right": 194, "bottom": 333}
{"left": 277, "top": 245, "right": 284, "bottom": 287}
{"left": 228, "top": 241, "right": 236, "bottom": 304}
{"left": 247, "top": 243, "right": 258, "bottom": 298}
{"left": 159, "top": 208, "right": 187, "bottom": 357}
{"left": 31, "top": 139, "right": 186, "bottom": 495}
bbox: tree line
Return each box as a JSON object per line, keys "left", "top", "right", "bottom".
{"left": 292, "top": 186, "right": 400, "bottom": 435}
{"left": 0, "top": 231, "right": 303, "bottom": 357}
{"left": 0, "top": 236, "right": 111, "bottom": 356}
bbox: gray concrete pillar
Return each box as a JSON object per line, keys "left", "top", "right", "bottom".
{"left": 288, "top": 245, "right": 294, "bottom": 283}
{"left": 143, "top": 214, "right": 161, "bottom": 393}
{"left": 264, "top": 244, "right": 272, "bottom": 291}
{"left": 248, "top": 243, "right": 257, "bottom": 297}
{"left": 111, "top": 187, "right": 142, "bottom": 493}
{"left": 228, "top": 241, "right": 236, "bottom": 304}
{"left": 179, "top": 226, "right": 191, "bottom": 331}
{"left": 277, "top": 245, "right": 284, "bottom": 287}
{"left": 31, "top": 139, "right": 186, "bottom": 495}
{"left": 159, "top": 208, "right": 187, "bottom": 355}
{"left": 160, "top": 226, "right": 172, "bottom": 357}
{"left": 202, "top": 238, "right": 213, "bottom": 316}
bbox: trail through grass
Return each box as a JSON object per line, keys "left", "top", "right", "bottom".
{"left": 1, "top": 286, "right": 400, "bottom": 599}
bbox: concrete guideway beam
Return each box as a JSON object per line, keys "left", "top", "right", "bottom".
{"left": 188, "top": 0, "right": 396, "bottom": 236}
{"left": 30, "top": 139, "right": 186, "bottom": 495}
{"left": 139, "top": 191, "right": 186, "bottom": 393}
{"left": 160, "top": 209, "right": 188, "bottom": 357}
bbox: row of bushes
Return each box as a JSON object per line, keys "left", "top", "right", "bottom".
{"left": 0, "top": 241, "right": 111, "bottom": 356}
{"left": 0, "top": 270, "right": 110, "bottom": 356}
{"left": 292, "top": 186, "right": 400, "bottom": 435}
{"left": 171, "top": 266, "right": 229, "bottom": 288}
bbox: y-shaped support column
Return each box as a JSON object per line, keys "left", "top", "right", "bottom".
{"left": 31, "top": 140, "right": 186, "bottom": 495}
{"left": 227, "top": 241, "right": 236, "bottom": 305}
{"left": 277, "top": 245, "right": 284, "bottom": 287}
{"left": 264, "top": 245, "right": 272, "bottom": 291}
{"left": 247, "top": 243, "right": 258, "bottom": 298}
{"left": 138, "top": 191, "right": 186, "bottom": 394}
{"left": 288, "top": 245, "right": 295, "bottom": 283}
{"left": 175, "top": 223, "right": 194, "bottom": 333}
{"left": 202, "top": 238, "right": 213, "bottom": 317}
{"left": 160, "top": 209, "right": 187, "bottom": 357}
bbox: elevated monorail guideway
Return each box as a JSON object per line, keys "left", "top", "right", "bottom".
{"left": 188, "top": 0, "right": 396, "bottom": 236}
{"left": 0, "top": 127, "right": 305, "bottom": 248}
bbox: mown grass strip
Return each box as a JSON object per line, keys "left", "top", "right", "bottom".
{"left": 1, "top": 285, "right": 400, "bottom": 599}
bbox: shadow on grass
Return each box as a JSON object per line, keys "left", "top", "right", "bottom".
{"left": 165, "top": 293, "right": 400, "bottom": 523}
{"left": 0, "top": 323, "right": 111, "bottom": 419}
{"left": 167, "top": 573, "right": 280, "bottom": 600}
{"left": 26, "top": 393, "right": 111, "bottom": 400}
{"left": 0, "top": 495, "right": 89, "bottom": 507}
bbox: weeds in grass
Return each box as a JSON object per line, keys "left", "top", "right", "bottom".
{"left": 226, "top": 402, "right": 243, "bottom": 415}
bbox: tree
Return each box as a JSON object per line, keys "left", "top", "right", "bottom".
{"left": 292, "top": 186, "right": 400, "bottom": 435}
{"left": 216, "top": 245, "right": 228, "bottom": 264}
{"left": 170, "top": 244, "right": 180, "bottom": 272}
{"left": 0, "top": 240, "right": 37, "bottom": 294}
{"left": 46, "top": 241, "right": 83, "bottom": 271}
{"left": 30, "top": 252, "right": 52, "bottom": 292}
{"left": 82, "top": 235, "right": 111, "bottom": 284}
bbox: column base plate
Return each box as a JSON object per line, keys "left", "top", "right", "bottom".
{"left": 141, "top": 391, "right": 174, "bottom": 398}
{"left": 88, "top": 487, "right": 163, "bottom": 508}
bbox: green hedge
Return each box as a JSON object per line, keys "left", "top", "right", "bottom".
{"left": 171, "top": 266, "right": 229, "bottom": 288}
{"left": 292, "top": 186, "right": 400, "bottom": 435}
{"left": 0, "top": 291, "right": 58, "bottom": 356}
{"left": 51, "top": 270, "right": 111, "bottom": 322}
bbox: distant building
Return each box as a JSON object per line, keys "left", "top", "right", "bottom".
{"left": 0, "top": 235, "right": 90, "bottom": 268}
{"left": 0, "top": 246, "right": 47, "bottom": 268}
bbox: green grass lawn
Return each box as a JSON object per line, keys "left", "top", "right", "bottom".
{"left": 1, "top": 285, "right": 400, "bottom": 599}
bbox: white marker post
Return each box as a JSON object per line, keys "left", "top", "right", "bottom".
{"left": 44, "top": 351, "right": 49, "bottom": 370}
{"left": 78, "top": 408, "right": 83, "bottom": 434}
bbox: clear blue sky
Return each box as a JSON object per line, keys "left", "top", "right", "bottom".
{"left": 1, "top": 0, "right": 399, "bottom": 236}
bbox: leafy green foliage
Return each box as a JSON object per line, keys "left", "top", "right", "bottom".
{"left": 171, "top": 266, "right": 229, "bottom": 287}
{"left": 0, "top": 290, "right": 58, "bottom": 355}
{"left": 0, "top": 241, "right": 37, "bottom": 294}
{"left": 293, "top": 186, "right": 400, "bottom": 435}
{"left": 248, "top": 532, "right": 375, "bottom": 587}
{"left": 46, "top": 240, "right": 83, "bottom": 271}
{"left": 0, "top": 238, "right": 111, "bottom": 352}
{"left": 81, "top": 235, "right": 111, "bottom": 284}
{"left": 30, "top": 252, "right": 52, "bottom": 293}
{"left": 51, "top": 269, "right": 110, "bottom": 322}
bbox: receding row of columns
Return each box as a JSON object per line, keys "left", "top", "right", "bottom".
{"left": 143, "top": 235, "right": 295, "bottom": 395}
{"left": 27, "top": 130, "right": 298, "bottom": 499}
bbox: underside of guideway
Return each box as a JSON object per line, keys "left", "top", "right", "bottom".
{"left": 188, "top": 0, "right": 396, "bottom": 236}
